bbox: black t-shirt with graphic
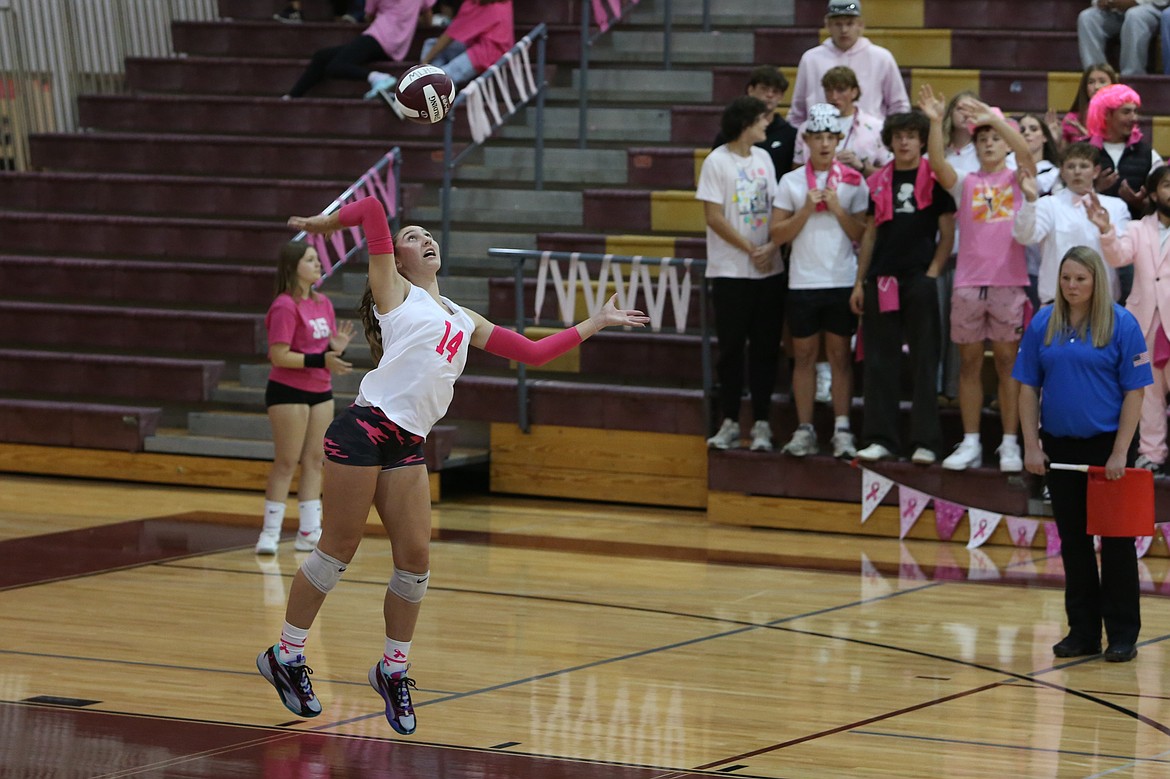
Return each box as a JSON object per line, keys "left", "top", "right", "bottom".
{"left": 865, "top": 168, "right": 956, "bottom": 279}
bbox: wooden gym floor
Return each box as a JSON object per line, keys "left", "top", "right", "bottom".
{"left": 3, "top": 473, "right": 1170, "bottom": 778}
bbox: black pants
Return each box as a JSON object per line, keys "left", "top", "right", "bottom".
{"left": 1043, "top": 431, "right": 1141, "bottom": 646}
{"left": 710, "top": 274, "right": 786, "bottom": 422}
{"left": 288, "top": 34, "right": 387, "bottom": 97}
{"left": 860, "top": 273, "right": 942, "bottom": 456}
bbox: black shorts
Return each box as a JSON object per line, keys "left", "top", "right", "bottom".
{"left": 786, "top": 287, "right": 856, "bottom": 339}
{"left": 323, "top": 404, "right": 427, "bottom": 469}
{"left": 265, "top": 380, "right": 333, "bottom": 408}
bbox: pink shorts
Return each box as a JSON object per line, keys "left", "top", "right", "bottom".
{"left": 950, "top": 285, "right": 1028, "bottom": 344}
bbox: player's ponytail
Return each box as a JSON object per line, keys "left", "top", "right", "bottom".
{"left": 359, "top": 283, "right": 383, "bottom": 364}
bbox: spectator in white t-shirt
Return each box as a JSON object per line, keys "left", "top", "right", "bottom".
{"left": 697, "top": 96, "right": 785, "bottom": 453}
{"left": 772, "top": 104, "right": 869, "bottom": 459}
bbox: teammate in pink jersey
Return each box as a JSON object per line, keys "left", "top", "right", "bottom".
{"left": 256, "top": 241, "right": 355, "bottom": 555}
{"left": 256, "top": 197, "right": 649, "bottom": 735}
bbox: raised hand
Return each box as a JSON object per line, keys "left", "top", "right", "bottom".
{"left": 330, "top": 320, "right": 356, "bottom": 353}
{"left": 288, "top": 212, "right": 339, "bottom": 235}
{"left": 1017, "top": 167, "right": 1039, "bottom": 202}
{"left": 955, "top": 95, "right": 995, "bottom": 128}
{"left": 1085, "top": 191, "right": 1112, "bottom": 234}
{"left": 596, "top": 293, "right": 651, "bottom": 329}
{"left": 917, "top": 84, "right": 945, "bottom": 123}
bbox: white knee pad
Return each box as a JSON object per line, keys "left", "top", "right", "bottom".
{"left": 388, "top": 567, "right": 429, "bottom": 603}
{"left": 301, "top": 548, "right": 348, "bottom": 594}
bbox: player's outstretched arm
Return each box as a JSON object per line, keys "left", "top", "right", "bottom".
{"left": 469, "top": 294, "right": 650, "bottom": 366}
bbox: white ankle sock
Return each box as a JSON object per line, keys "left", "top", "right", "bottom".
{"left": 1001, "top": 434, "right": 1018, "bottom": 446}
{"left": 262, "top": 500, "right": 286, "bottom": 534}
{"left": 834, "top": 416, "right": 850, "bottom": 431}
{"left": 382, "top": 637, "right": 412, "bottom": 678}
{"left": 963, "top": 433, "right": 980, "bottom": 445}
{"left": 297, "top": 499, "right": 322, "bottom": 533}
{"left": 278, "top": 622, "right": 310, "bottom": 664}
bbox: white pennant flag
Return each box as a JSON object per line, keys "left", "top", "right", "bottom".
{"left": 967, "top": 508, "right": 1003, "bottom": 549}
{"left": 1004, "top": 516, "right": 1039, "bottom": 548}
{"left": 898, "top": 487, "right": 931, "bottom": 539}
{"left": 861, "top": 469, "right": 894, "bottom": 524}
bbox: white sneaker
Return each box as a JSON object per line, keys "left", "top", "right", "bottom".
{"left": 910, "top": 447, "right": 936, "bottom": 465}
{"left": 1135, "top": 454, "right": 1162, "bottom": 471}
{"left": 707, "top": 418, "right": 741, "bottom": 450}
{"left": 856, "top": 443, "right": 893, "bottom": 462}
{"left": 294, "top": 527, "right": 322, "bottom": 552}
{"left": 255, "top": 530, "right": 281, "bottom": 555}
{"left": 815, "top": 362, "right": 832, "bottom": 403}
{"left": 831, "top": 429, "right": 857, "bottom": 458}
{"left": 942, "top": 439, "right": 982, "bottom": 470}
{"left": 997, "top": 440, "right": 1023, "bottom": 473}
{"left": 364, "top": 72, "right": 397, "bottom": 100}
{"left": 380, "top": 90, "right": 406, "bottom": 120}
{"left": 781, "top": 426, "right": 818, "bottom": 457}
{"left": 749, "top": 420, "right": 774, "bottom": 452}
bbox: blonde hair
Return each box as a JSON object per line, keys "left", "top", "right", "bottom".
{"left": 1044, "top": 246, "right": 1114, "bottom": 348}
{"left": 942, "top": 90, "right": 978, "bottom": 145}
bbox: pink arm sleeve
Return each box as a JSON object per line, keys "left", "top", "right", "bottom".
{"left": 338, "top": 197, "right": 394, "bottom": 255}
{"left": 483, "top": 325, "right": 582, "bottom": 367}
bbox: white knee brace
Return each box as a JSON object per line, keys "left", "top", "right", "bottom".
{"left": 301, "top": 548, "right": 348, "bottom": 594}
{"left": 388, "top": 567, "right": 429, "bottom": 603}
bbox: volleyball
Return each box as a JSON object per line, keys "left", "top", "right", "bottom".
{"left": 395, "top": 64, "right": 455, "bottom": 125}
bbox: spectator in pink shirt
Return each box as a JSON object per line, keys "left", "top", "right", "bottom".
{"left": 283, "top": 0, "right": 435, "bottom": 100}
{"left": 787, "top": 0, "right": 909, "bottom": 127}
{"left": 920, "top": 87, "right": 1034, "bottom": 474}
{"left": 419, "top": 0, "right": 514, "bottom": 88}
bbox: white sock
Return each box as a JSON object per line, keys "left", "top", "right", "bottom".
{"left": 1001, "top": 434, "right": 1018, "bottom": 446}
{"left": 834, "top": 415, "right": 850, "bottom": 431}
{"left": 382, "top": 637, "right": 412, "bottom": 678}
{"left": 278, "top": 622, "right": 310, "bottom": 664}
{"left": 963, "top": 433, "right": 980, "bottom": 445}
{"left": 262, "top": 500, "right": 286, "bottom": 534}
{"left": 297, "top": 499, "right": 322, "bottom": 534}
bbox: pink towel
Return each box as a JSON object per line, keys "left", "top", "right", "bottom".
{"left": 1154, "top": 323, "right": 1170, "bottom": 369}
{"left": 867, "top": 158, "right": 934, "bottom": 226}
{"left": 806, "top": 160, "right": 863, "bottom": 212}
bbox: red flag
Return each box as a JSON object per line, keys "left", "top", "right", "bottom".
{"left": 1085, "top": 466, "right": 1155, "bottom": 537}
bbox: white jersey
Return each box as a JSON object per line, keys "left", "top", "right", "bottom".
{"left": 356, "top": 283, "right": 475, "bottom": 438}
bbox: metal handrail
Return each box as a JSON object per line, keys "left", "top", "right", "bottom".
{"left": 439, "top": 24, "right": 548, "bottom": 267}
{"left": 293, "top": 148, "right": 402, "bottom": 286}
{"left": 487, "top": 248, "right": 710, "bottom": 435}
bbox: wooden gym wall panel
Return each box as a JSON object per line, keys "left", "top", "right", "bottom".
{"left": 489, "top": 424, "right": 708, "bottom": 508}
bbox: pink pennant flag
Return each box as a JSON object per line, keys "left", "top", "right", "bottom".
{"left": 967, "top": 547, "right": 1001, "bottom": 580}
{"left": 898, "top": 487, "right": 931, "bottom": 539}
{"left": 934, "top": 499, "right": 965, "bottom": 541}
{"left": 1045, "top": 521, "right": 1061, "bottom": 556}
{"left": 932, "top": 544, "right": 965, "bottom": 581}
{"left": 1135, "top": 535, "right": 1154, "bottom": 559}
{"left": 861, "top": 469, "right": 894, "bottom": 524}
{"left": 1161, "top": 523, "right": 1170, "bottom": 551}
{"left": 1004, "top": 516, "right": 1039, "bottom": 547}
{"left": 967, "top": 508, "right": 1003, "bottom": 549}
{"left": 898, "top": 542, "right": 926, "bottom": 583}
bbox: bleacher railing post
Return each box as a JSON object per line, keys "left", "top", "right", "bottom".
{"left": 663, "top": 0, "right": 672, "bottom": 70}
{"left": 514, "top": 254, "right": 530, "bottom": 433}
{"left": 578, "top": 0, "right": 591, "bottom": 150}
{"left": 701, "top": 0, "right": 711, "bottom": 32}
{"left": 441, "top": 103, "right": 455, "bottom": 273}
{"left": 535, "top": 29, "right": 546, "bottom": 190}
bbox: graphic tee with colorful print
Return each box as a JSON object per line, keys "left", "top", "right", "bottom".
{"left": 695, "top": 145, "right": 782, "bottom": 279}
